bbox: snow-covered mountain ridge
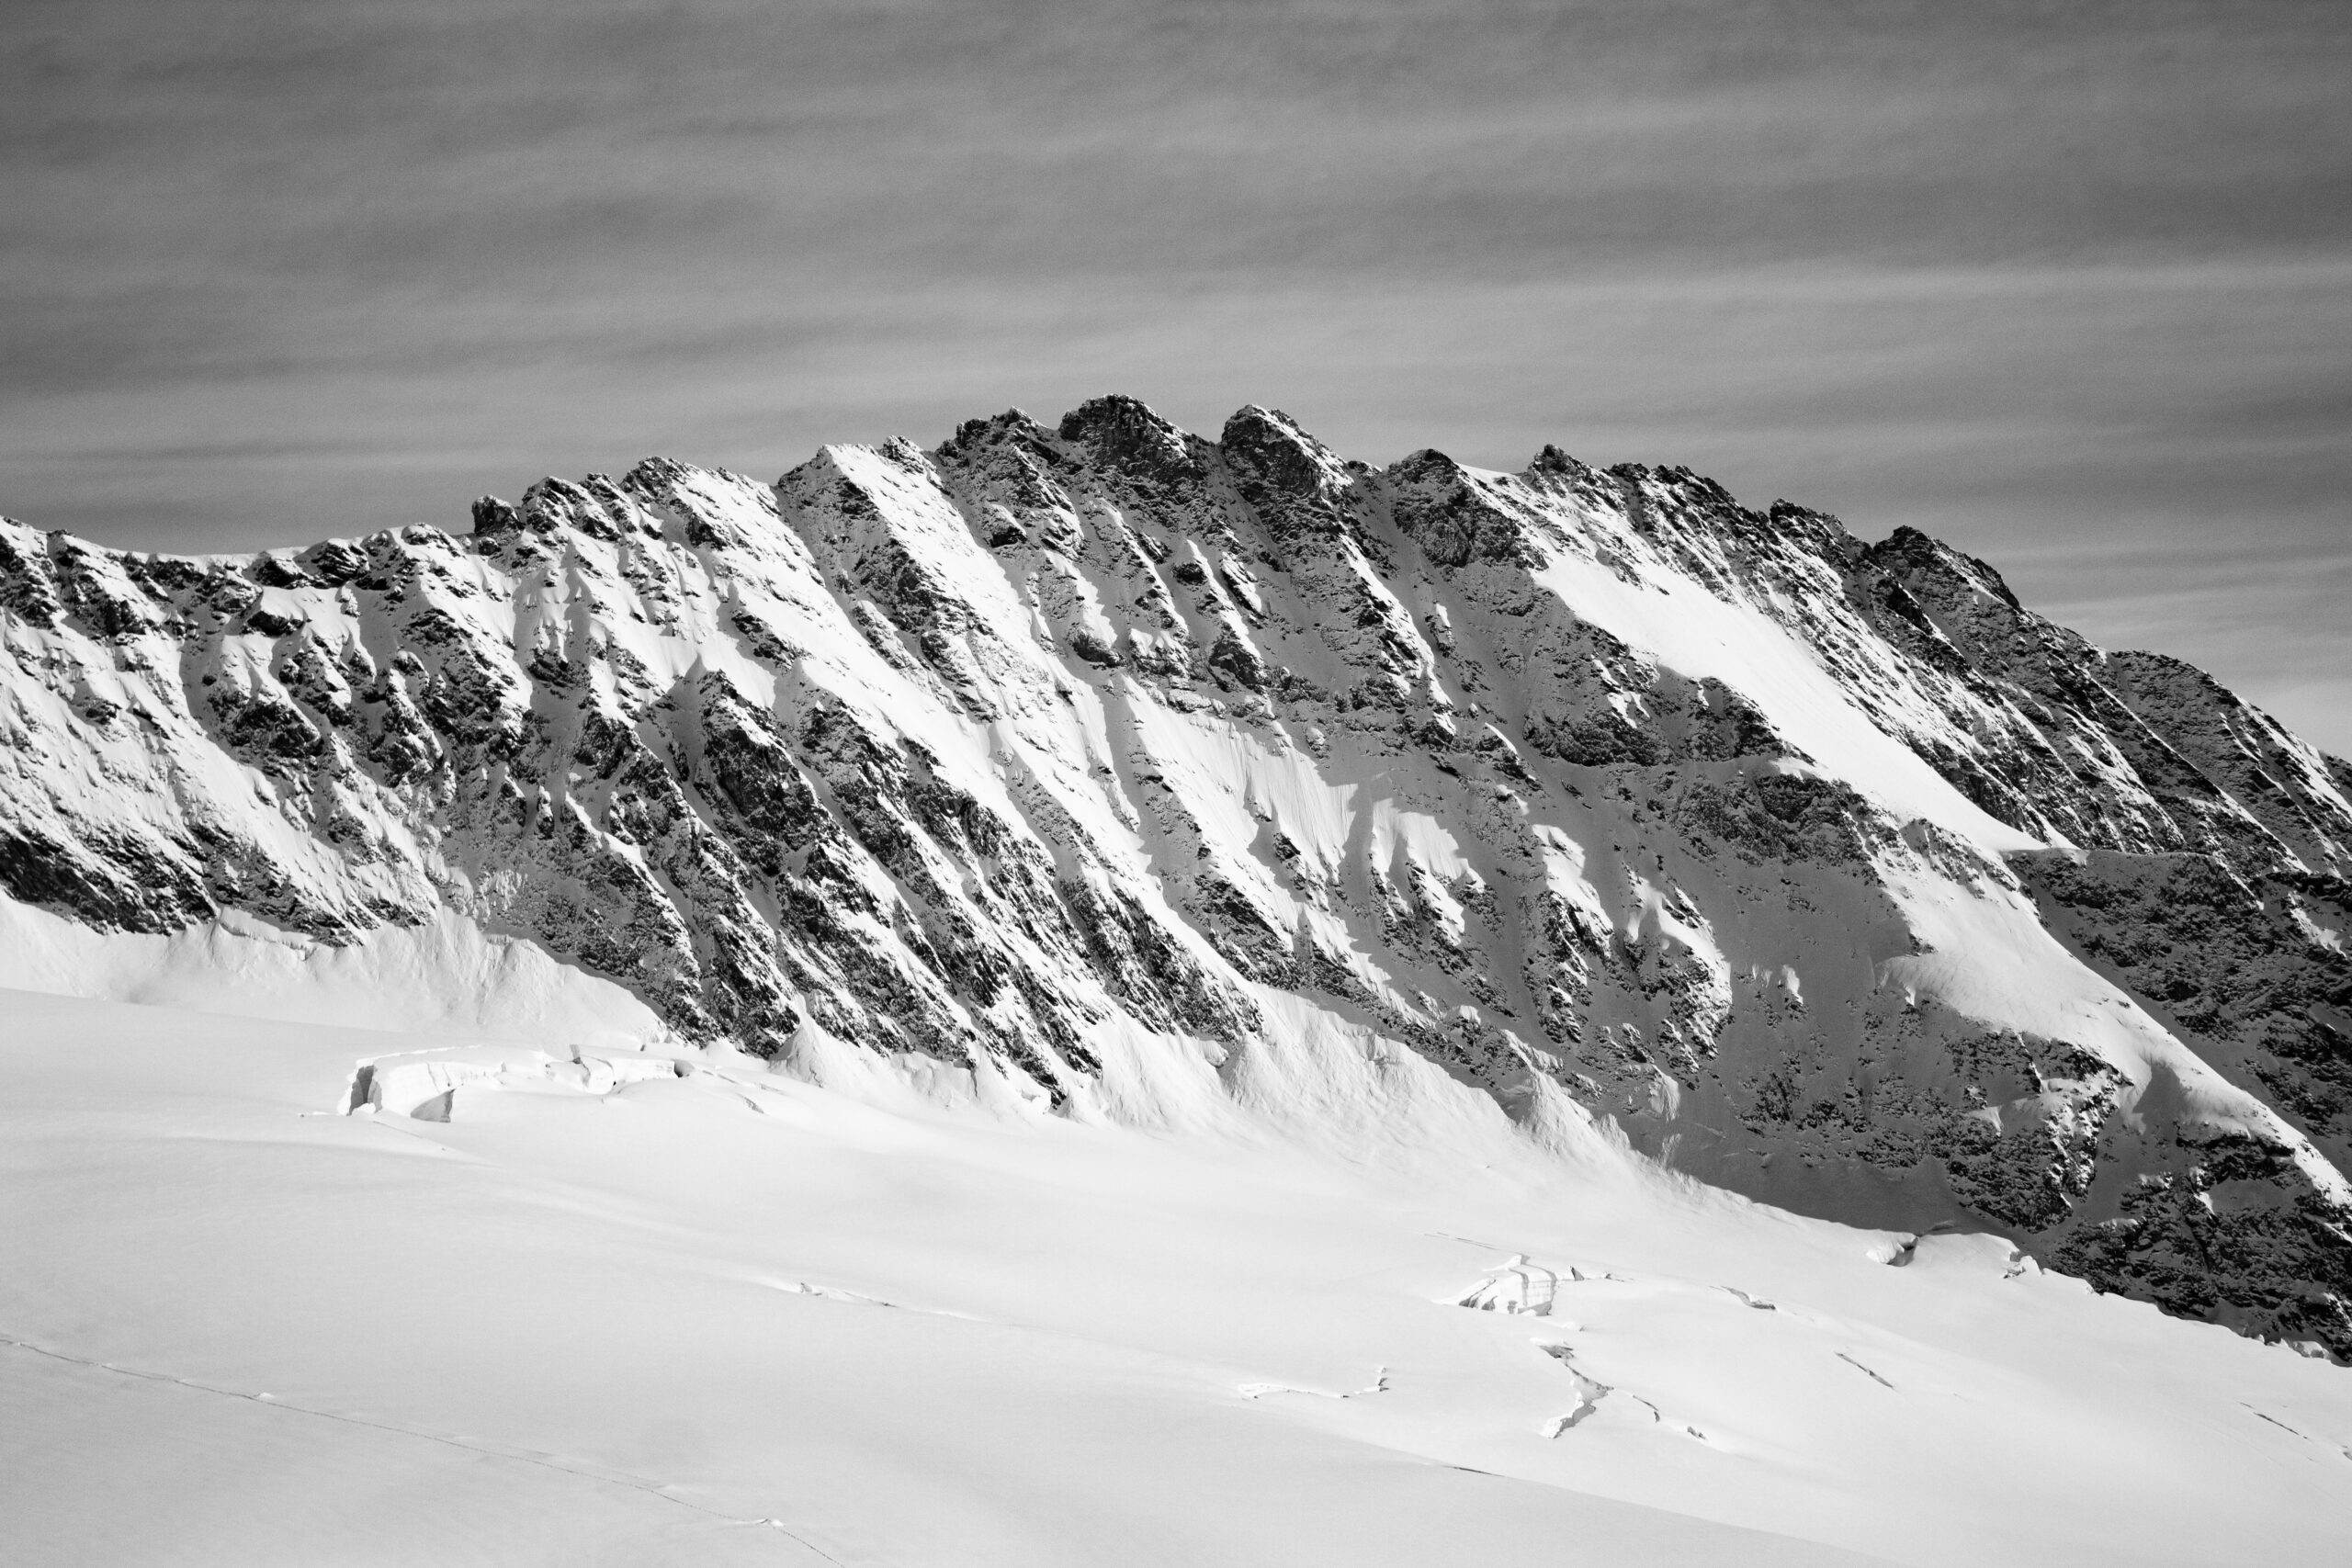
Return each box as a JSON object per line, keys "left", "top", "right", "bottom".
{"left": 4, "top": 395, "right": 2348, "bottom": 1354}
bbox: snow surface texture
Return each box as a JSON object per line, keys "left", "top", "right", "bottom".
{"left": 3, "top": 394, "right": 2350, "bottom": 1359}
{"left": 6, "top": 985, "right": 2352, "bottom": 1566}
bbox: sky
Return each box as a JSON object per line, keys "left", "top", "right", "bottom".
{"left": 3, "top": 0, "right": 2346, "bottom": 753}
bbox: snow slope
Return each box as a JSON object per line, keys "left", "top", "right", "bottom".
{"left": 6, "top": 984, "right": 2351, "bottom": 1567}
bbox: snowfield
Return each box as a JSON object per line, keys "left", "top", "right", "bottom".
{"left": 5, "top": 957, "right": 2349, "bottom": 1565}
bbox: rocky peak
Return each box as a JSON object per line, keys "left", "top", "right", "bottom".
{"left": 1219, "top": 405, "right": 1362, "bottom": 536}
{"left": 1057, "top": 394, "right": 1209, "bottom": 490}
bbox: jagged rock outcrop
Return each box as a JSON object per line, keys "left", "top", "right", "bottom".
{"left": 4, "top": 394, "right": 2348, "bottom": 1354}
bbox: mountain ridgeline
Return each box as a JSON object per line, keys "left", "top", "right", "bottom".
{"left": 4, "top": 397, "right": 2349, "bottom": 1355}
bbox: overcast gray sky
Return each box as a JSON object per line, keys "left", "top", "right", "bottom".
{"left": 4, "top": 0, "right": 2346, "bottom": 751}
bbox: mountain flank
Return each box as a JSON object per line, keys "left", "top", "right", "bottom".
{"left": 4, "top": 396, "right": 2348, "bottom": 1355}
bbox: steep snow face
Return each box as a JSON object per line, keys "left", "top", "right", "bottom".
{"left": 3, "top": 395, "right": 2349, "bottom": 1353}
{"left": 0, "top": 897, "right": 669, "bottom": 1050}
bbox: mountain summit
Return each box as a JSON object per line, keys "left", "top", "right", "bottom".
{"left": 4, "top": 395, "right": 2347, "bottom": 1354}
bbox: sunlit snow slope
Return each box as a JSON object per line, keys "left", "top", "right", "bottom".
{"left": 6, "top": 983, "right": 2352, "bottom": 1567}
{"left": 3, "top": 393, "right": 2349, "bottom": 1363}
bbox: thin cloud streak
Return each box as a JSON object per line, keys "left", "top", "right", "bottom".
{"left": 2, "top": 0, "right": 2346, "bottom": 750}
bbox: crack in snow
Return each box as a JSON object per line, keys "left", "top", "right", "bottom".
{"left": 1838, "top": 1351, "right": 1896, "bottom": 1390}
{"left": 1238, "top": 1366, "right": 1390, "bottom": 1401}
{"left": 1535, "top": 1343, "right": 1611, "bottom": 1437}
